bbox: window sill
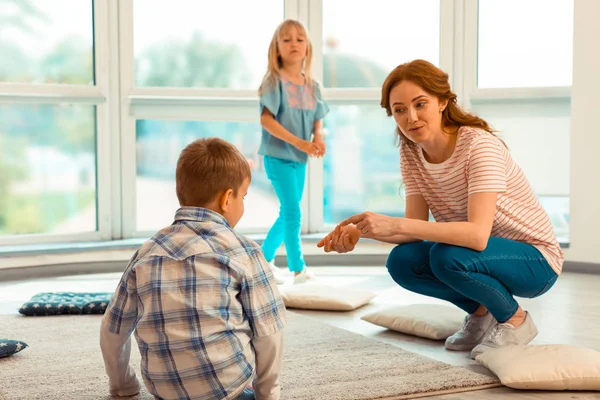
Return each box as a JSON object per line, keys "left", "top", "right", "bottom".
{"left": 0, "top": 235, "right": 569, "bottom": 272}
{"left": 0, "top": 234, "right": 395, "bottom": 271}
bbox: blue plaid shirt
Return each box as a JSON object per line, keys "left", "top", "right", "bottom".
{"left": 101, "top": 207, "right": 286, "bottom": 400}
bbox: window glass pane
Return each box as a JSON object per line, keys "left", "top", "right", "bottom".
{"left": 322, "top": 0, "right": 440, "bottom": 88}
{"left": 134, "top": 0, "right": 283, "bottom": 89}
{"left": 0, "top": 0, "right": 94, "bottom": 84}
{"left": 323, "top": 105, "right": 404, "bottom": 224}
{"left": 470, "top": 99, "right": 570, "bottom": 242}
{"left": 478, "top": 0, "right": 573, "bottom": 88}
{"left": 0, "top": 104, "right": 97, "bottom": 236}
{"left": 136, "top": 120, "right": 278, "bottom": 232}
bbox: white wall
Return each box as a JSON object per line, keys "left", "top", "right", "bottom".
{"left": 564, "top": 0, "right": 600, "bottom": 263}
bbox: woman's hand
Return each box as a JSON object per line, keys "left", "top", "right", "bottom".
{"left": 295, "top": 140, "right": 321, "bottom": 157}
{"left": 340, "top": 212, "right": 402, "bottom": 238}
{"left": 317, "top": 225, "right": 361, "bottom": 253}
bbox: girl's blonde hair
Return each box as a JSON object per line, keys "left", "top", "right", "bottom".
{"left": 258, "top": 19, "right": 313, "bottom": 95}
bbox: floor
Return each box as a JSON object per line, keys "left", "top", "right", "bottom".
{"left": 1, "top": 267, "right": 599, "bottom": 399}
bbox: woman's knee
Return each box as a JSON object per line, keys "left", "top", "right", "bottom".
{"left": 429, "top": 243, "right": 467, "bottom": 277}
{"left": 386, "top": 243, "right": 429, "bottom": 286}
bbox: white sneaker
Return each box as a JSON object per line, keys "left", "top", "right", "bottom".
{"left": 293, "top": 268, "right": 317, "bottom": 284}
{"left": 445, "top": 312, "right": 496, "bottom": 351}
{"left": 470, "top": 311, "right": 538, "bottom": 359}
{"left": 268, "top": 261, "right": 285, "bottom": 285}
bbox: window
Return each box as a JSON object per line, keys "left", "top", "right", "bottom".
{"left": 477, "top": 0, "right": 574, "bottom": 88}
{"left": 135, "top": 120, "right": 278, "bottom": 233}
{"left": 0, "top": 1, "right": 577, "bottom": 250}
{"left": 470, "top": 98, "right": 570, "bottom": 241}
{"left": 0, "top": 0, "right": 94, "bottom": 84}
{"left": 323, "top": 105, "right": 404, "bottom": 225}
{"left": 322, "top": 0, "right": 440, "bottom": 88}
{"left": 0, "top": 104, "right": 97, "bottom": 236}
{"left": 133, "top": 0, "right": 283, "bottom": 88}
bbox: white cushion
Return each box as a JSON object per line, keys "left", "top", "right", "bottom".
{"left": 360, "top": 304, "right": 465, "bottom": 340}
{"left": 476, "top": 344, "right": 600, "bottom": 390}
{"left": 279, "top": 284, "right": 376, "bottom": 311}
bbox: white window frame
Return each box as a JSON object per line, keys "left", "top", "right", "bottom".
{"left": 462, "top": 0, "right": 571, "bottom": 106}
{"left": 461, "top": 0, "right": 572, "bottom": 217}
{"left": 306, "top": 0, "right": 455, "bottom": 233}
{"left": 0, "top": 0, "right": 116, "bottom": 246}
{"left": 0, "top": 0, "right": 578, "bottom": 250}
{"left": 119, "top": 0, "right": 304, "bottom": 238}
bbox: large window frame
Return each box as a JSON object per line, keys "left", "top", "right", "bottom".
{"left": 118, "top": 0, "right": 300, "bottom": 238}
{"left": 308, "top": 0, "right": 455, "bottom": 232}
{"left": 1, "top": 0, "right": 586, "bottom": 261}
{"left": 461, "top": 0, "right": 571, "bottom": 102}
{"left": 0, "top": 0, "right": 118, "bottom": 245}
{"left": 462, "top": 0, "right": 571, "bottom": 243}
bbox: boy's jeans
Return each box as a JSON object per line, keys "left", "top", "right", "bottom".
{"left": 235, "top": 388, "right": 255, "bottom": 400}
{"left": 386, "top": 237, "right": 558, "bottom": 322}
{"left": 261, "top": 156, "right": 307, "bottom": 272}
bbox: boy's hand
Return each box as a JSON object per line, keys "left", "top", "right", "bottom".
{"left": 317, "top": 225, "right": 360, "bottom": 253}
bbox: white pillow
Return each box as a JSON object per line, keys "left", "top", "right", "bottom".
{"left": 360, "top": 304, "right": 465, "bottom": 340}
{"left": 279, "top": 284, "right": 376, "bottom": 311}
{"left": 476, "top": 344, "right": 600, "bottom": 390}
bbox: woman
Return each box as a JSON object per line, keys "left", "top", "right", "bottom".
{"left": 317, "top": 60, "right": 563, "bottom": 359}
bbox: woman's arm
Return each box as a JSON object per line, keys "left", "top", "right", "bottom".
{"left": 346, "top": 192, "right": 498, "bottom": 251}
{"left": 399, "top": 192, "right": 497, "bottom": 250}
{"left": 317, "top": 194, "right": 429, "bottom": 252}
{"left": 373, "top": 194, "right": 429, "bottom": 244}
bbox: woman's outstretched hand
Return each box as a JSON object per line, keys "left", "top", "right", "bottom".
{"left": 339, "top": 212, "right": 401, "bottom": 238}
{"left": 317, "top": 225, "right": 361, "bottom": 253}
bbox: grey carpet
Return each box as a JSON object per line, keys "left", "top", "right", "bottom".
{"left": 0, "top": 313, "right": 499, "bottom": 399}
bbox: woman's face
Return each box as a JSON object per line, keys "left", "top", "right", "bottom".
{"left": 389, "top": 80, "right": 447, "bottom": 144}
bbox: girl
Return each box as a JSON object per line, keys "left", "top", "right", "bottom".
{"left": 258, "top": 19, "right": 329, "bottom": 284}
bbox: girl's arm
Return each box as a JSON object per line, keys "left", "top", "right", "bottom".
{"left": 313, "top": 119, "right": 324, "bottom": 138}
{"left": 260, "top": 108, "right": 318, "bottom": 156}
{"left": 312, "top": 119, "right": 326, "bottom": 156}
{"left": 344, "top": 192, "right": 498, "bottom": 251}
{"left": 260, "top": 108, "right": 302, "bottom": 147}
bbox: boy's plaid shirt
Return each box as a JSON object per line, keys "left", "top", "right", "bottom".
{"left": 103, "top": 207, "right": 286, "bottom": 400}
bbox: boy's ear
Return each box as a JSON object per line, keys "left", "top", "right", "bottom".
{"left": 218, "top": 189, "right": 234, "bottom": 213}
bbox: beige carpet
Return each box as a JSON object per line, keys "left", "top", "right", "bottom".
{"left": 0, "top": 313, "right": 499, "bottom": 400}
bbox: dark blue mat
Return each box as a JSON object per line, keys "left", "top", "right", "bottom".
{"left": 18, "top": 292, "right": 113, "bottom": 316}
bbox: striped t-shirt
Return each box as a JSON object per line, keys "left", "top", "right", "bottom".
{"left": 400, "top": 126, "right": 564, "bottom": 274}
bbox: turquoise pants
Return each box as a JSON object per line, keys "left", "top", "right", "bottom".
{"left": 261, "top": 156, "right": 306, "bottom": 272}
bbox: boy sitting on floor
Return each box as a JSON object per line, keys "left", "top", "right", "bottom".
{"left": 100, "top": 137, "right": 286, "bottom": 400}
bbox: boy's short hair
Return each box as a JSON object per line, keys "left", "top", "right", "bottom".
{"left": 176, "top": 137, "right": 251, "bottom": 207}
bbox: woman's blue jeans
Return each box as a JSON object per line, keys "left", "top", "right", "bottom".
{"left": 261, "top": 156, "right": 307, "bottom": 272}
{"left": 386, "top": 237, "right": 558, "bottom": 323}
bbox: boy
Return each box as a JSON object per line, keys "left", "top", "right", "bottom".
{"left": 100, "top": 137, "right": 286, "bottom": 400}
